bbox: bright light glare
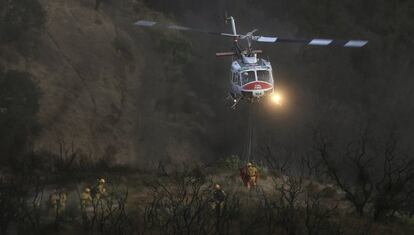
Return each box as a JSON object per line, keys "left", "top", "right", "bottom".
{"left": 271, "top": 92, "right": 282, "bottom": 105}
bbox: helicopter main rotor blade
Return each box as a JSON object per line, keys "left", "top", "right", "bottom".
{"left": 253, "top": 36, "right": 368, "bottom": 47}
{"left": 134, "top": 20, "right": 225, "bottom": 36}
{"left": 135, "top": 20, "right": 368, "bottom": 47}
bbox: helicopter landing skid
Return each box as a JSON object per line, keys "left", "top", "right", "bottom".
{"left": 226, "top": 93, "right": 242, "bottom": 110}
{"left": 231, "top": 98, "right": 242, "bottom": 110}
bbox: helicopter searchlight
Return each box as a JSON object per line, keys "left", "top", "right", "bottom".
{"left": 271, "top": 92, "right": 282, "bottom": 105}
{"left": 134, "top": 16, "right": 367, "bottom": 109}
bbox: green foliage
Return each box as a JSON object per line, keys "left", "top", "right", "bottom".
{"left": 0, "top": 0, "right": 46, "bottom": 44}
{"left": 0, "top": 70, "right": 41, "bottom": 161}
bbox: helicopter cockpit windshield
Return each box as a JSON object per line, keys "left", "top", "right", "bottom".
{"left": 257, "top": 70, "right": 272, "bottom": 83}
{"left": 241, "top": 71, "right": 256, "bottom": 84}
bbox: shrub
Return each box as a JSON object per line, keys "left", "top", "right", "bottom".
{"left": 218, "top": 155, "right": 243, "bottom": 170}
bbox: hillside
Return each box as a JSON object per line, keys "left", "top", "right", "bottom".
{"left": 1, "top": 0, "right": 220, "bottom": 166}
{"left": 1, "top": 0, "right": 414, "bottom": 170}
{"left": 1, "top": 1, "right": 414, "bottom": 234}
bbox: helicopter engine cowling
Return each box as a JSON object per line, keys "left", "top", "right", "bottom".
{"left": 242, "top": 55, "right": 258, "bottom": 64}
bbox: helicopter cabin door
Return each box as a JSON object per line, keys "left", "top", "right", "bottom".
{"left": 231, "top": 72, "right": 241, "bottom": 96}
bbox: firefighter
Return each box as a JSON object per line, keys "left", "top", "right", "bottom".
{"left": 58, "top": 191, "right": 68, "bottom": 213}
{"left": 81, "top": 187, "right": 92, "bottom": 211}
{"left": 95, "top": 178, "right": 106, "bottom": 200}
{"left": 246, "top": 162, "right": 259, "bottom": 188}
{"left": 49, "top": 189, "right": 59, "bottom": 214}
{"left": 240, "top": 162, "right": 259, "bottom": 189}
{"left": 211, "top": 184, "right": 226, "bottom": 217}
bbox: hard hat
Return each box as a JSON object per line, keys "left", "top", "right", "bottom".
{"left": 99, "top": 178, "right": 105, "bottom": 183}
{"left": 85, "top": 188, "right": 91, "bottom": 192}
{"left": 214, "top": 184, "right": 221, "bottom": 189}
{"left": 247, "top": 162, "right": 253, "bottom": 167}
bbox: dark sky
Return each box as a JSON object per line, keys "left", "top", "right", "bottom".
{"left": 142, "top": 0, "right": 414, "bottom": 162}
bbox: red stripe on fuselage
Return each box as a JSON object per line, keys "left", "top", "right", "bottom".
{"left": 242, "top": 81, "right": 273, "bottom": 91}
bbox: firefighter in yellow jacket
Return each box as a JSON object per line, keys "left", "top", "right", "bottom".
{"left": 81, "top": 187, "right": 92, "bottom": 211}
{"left": 95, "top": 178, "right": 107, "bottom": 200}
{"left": 58, "top": 191, "right": 68, "bottom": 214}
{"left": 49, "top": 189, "right": 59, "bottom": 214}
{"left": 240, "top": 162, "right": 259, "bottom": 189}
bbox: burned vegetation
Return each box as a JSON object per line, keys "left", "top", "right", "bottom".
{"left": 1, "top": 0, "right": 414, "bottom": 235}
{"left": 2, "top": 127, "right": 414, "bottom": 235}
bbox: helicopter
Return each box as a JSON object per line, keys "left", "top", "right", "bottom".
{"left": 134, "top": 16, "right": 368, "bottom": 109}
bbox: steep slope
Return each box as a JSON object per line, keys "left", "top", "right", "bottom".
{"left": 33, "top": 0, "right": 142, "bottom": 164}
{"left": 1, "top": 0, "right": 216, "bottom": 166}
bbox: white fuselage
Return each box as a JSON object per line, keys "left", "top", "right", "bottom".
{"left": 230, "top": 57, "right": 274, "bottom": 100}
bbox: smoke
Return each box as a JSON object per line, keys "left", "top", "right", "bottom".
{"left": 141, "top": 0, "right": 414, "bottom": 162}
{"left": 3, "top": 0, "right": 411, "bottom": 167}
